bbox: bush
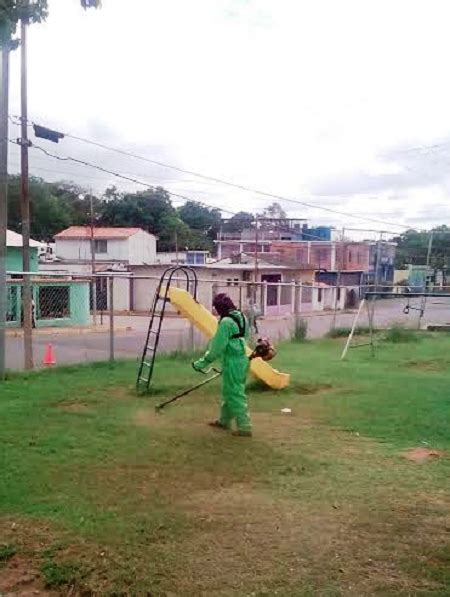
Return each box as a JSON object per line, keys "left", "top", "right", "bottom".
{"left": 384, "top": 325, "right": 419, "bottom": 343}
{"left": 327, "top": 326, "right": 373, "bottom": 338}
{"left": 0, "top": 544, "right": 17, "bottom": 565}
{"left": 41, "top": 561, "right": 83, "bottom": 589}
{"left": 292, "top": 318, "right": 308, "bottom": 342}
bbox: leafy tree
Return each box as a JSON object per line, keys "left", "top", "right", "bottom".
{"left": 260, "top": 202, "right": 287, "bottom": 220}
{"left": 223, "top": 211, "right": 255, "bottom": 232}
{"left": 177, "top": 201, "right": 221, "bottom": 249}
{"left": 178, "top": 201, "right": 221, "bottom": 231}
{"left": 0, "top": 0, "right": 48, "bottom": 48}
{"left": 99, "top": 187, "right": 176, "bottom": 236}
{"left": 393, "top": 226, "right": 450, "bottom": 269}
{"left": 158, "top": 214, "right": 191, "bottom": 252}
{"left": 7, "top": 176, "right": 74, "bottom": 241}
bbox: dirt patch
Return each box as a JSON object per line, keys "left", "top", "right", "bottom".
{"left": 402, "top": 447, "right": 442, "bottom": 463}
{"left": 56, "top": 402, "right": 92, "bottom": 414}
{"left": 133, "top": 407, "right": 162, "bottom": 428}
{"left": 405, "top": 359, "right": 449, "bottom": 372}
{"left": 292, "top": 382, "right": 333, "bottom": 396}
{"left": 0, "top": 555, "right": 54, "bottom": 596}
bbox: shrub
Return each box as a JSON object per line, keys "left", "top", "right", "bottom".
{"left": 0, "top": 544, "right": 17, "bottom": 565}
{"left": 327, "top": 326, "right": 373, "bottom": 338}
{"left": 292, "top": 318, "right": 308, "bottom": 342}
{"left": 384, "top": 325, "right": 418, "bottom": 343}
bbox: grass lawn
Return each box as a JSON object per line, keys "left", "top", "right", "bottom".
{"left": 1, "top": 334, "right": 450, "bottom": 595}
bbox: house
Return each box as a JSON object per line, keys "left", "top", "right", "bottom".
{"left": 110, "top": 253, "right": 342, "bottom": 317}
{"left": 270, "top": 240, "right": 370, "bottom": 272}
{"left": 6, "top": 229, "right": 41, "bottom": 273}
{"left": 6, "top": 230, "right": 90, "bottom": 329}
{"left": 366, "top": 242, "right": 396, "bottom": 286}
{"left": 214, "top": 224, "right": 333, "bottom": 259}
{"left": 54, "top": 227, "right": 157, "bottom": 266}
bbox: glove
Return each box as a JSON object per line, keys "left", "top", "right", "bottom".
{"left": 192, "top": 358, "right": 209, "bottom": 373}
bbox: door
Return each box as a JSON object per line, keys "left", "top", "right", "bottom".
{"left": 261, "top": 274, "right": 281, "bottom": 306}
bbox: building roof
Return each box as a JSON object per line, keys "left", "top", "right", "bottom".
{"left": 54, "top": 226, "right": 149, "bottom": 240}
{"left": 7, "top": 229, "right": 41, "bottom": 248}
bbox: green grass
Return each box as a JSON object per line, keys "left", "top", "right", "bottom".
{"left": 327, "top": 325, "right": 374, "bottom": 338}
{"left": 1, "top": 336, "right": 450, "bottom": 595}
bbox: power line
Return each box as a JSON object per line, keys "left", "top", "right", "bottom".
{"left": 9, "top": 138, "right": 335, "bottom": 242}
{"left": 11, "top": 114, "right": 411, "bottom": 230}
{"left": 9, "top": 139, "right": 237, "bottom": 217}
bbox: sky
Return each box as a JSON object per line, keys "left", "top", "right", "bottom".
{"left": 7, "top": 0, "right": 450, "bottom": 239}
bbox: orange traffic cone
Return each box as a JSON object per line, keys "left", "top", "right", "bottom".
{"left": 43, "top": 343, "right": 56, "bottom": 366}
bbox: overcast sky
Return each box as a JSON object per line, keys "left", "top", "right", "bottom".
{"left": 7, "top": 0, "right": 450, "bottom": 238}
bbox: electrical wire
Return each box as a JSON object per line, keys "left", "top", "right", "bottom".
{"left": 10, "top": 114, "right": 412, "bottom": 230}
{"left": 9, "top": 139, "right": 236, "bottom": 217}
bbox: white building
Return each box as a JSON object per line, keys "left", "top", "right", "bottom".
{"left": 54, "top": 227, "right": 157, "bottom": 266}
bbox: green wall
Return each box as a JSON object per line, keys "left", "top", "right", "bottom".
{"left": 6, "top": 247, "right": 39, "bottom": 273}
{"left": 6, "top": 281, "right": 90, "bottom": 328}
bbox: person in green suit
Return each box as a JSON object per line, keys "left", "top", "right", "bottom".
{"left": 193, "top": 293, "right": 252, "bottom": 437}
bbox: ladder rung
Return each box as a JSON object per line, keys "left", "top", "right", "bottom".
{"left": 146, "top": 346, "right": 155, "bottom": 352}
{"left": 142, "top": 362, "right": 152, "bottom": 368}
{"left": 138, "top": 376, "right": 149, "bottom": 383}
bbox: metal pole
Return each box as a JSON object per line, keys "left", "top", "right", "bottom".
{"left": 90, "top": 190, "right": 97, "bottom": 325}
{"left": 331, "top": 227, "right": 345, "bottom": 329}
{"left": 109, "top": 275, "right": 114, "bottom": 362}
{"left": 0, "top": 47, "right": 10, "bottom": 380}
{"left": 417, "top": 230, "right": 434, "bottom": 329}
{"left": 341, "top": 298, "right": 365, "bottom": 360}
{"left": 253, "top": 215, "right": 259, "bottom": 305}
{"left": 20, "top": 4, "right": 33, "bottom": 370}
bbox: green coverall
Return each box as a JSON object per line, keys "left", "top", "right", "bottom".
{"left": 193, "top": 310, "right": 251, "bottom": 432}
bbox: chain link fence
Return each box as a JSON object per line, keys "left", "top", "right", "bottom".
{"left": 4, "top": 272, "right": 450, "bottom": 371}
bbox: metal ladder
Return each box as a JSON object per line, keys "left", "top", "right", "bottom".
{"left": 136, "top": 266, "right": 198, "bottom": 394}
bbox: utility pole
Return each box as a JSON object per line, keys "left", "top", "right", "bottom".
{"left": 89, "top": 190, "right": 97, "bottom": 325}
{"left": 417, "top": 230, "right": 434, "bottom": 329}
{"left": 0, "top": 47, "right": 10, "bottom": 380}
{"left": 20, "top": 2, "right": 33, "bottom": 370}
{"left": 331, "top": 227, "right": 345, "bottom": 330}
{"left": 253, "top": 215, "right": 259, "bottom": 306}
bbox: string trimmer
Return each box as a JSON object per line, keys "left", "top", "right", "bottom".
{"left": 155, "top": 337, "right": 277, "bottom": 413}
{"left": 155, "top": 367, "right": 222, "bottom": 412}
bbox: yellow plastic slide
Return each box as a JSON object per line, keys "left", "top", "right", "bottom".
{"left": 167, "top": 287, "right": 290, "bottom": 390}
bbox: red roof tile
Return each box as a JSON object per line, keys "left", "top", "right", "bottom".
{"left": 55, "top": 226, "right": 144, "bottom": 240}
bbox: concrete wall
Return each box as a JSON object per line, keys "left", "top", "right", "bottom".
{"left": 6, "top": 280, "right": 90, "bottom": 328}
{"left": 55, "top": 238, "right": 130, "bottom": 262}
{"left": 7, "top": 247, "right": 38, "bottom": 273}
{"left": 128, "top": 230, "right": 157, "bottom": 265}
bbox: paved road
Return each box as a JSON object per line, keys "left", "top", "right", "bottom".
{"left": 6, "top": 298, "right": 450, "bottom": 370}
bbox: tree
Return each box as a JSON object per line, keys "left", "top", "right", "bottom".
{"left": 6, "top": 175, "right": 95, "bottom": 241}
{"left": 178, "top": 201, "right": 221, "bottom": 231}
{"left": 223, "top": 211, "right": 255, "bottom": 232}
{"left": 393, "top": 226, "right": 450, "bottom": 269}
{"left": 99, "top": 187, "right": 176, "bottom": 238}
{"left": 261, "top": 202, "right": 287, "bottom": 220}
{"left": 0, "top": 1, "right": 48, "bottom": 49}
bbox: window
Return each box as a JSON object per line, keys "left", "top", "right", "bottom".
{"left": 357, "top": 252, "right": 362, "bottom": 264}
{"left": 234, "top": 278, "right": 239, "bottom": 286}
{"left": 94, "top": 240, "right": 108, "bottom": 254}
{"left": 7, "top": 286, "right": 18, "bottom": 322}
{"left": 317, "top": 288, "right": 323, "bottom": 302}
{"left": 38, "top": 286, "right": 70, "bottom": 319}
{"left": 337, "top": 287, "right": 341, "bottom": 301}
{"left": 348, "top": 251, "right": 352, "bottom": 263}
{"left": 226, "top": 278, "right": 232, "bottom": 287}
